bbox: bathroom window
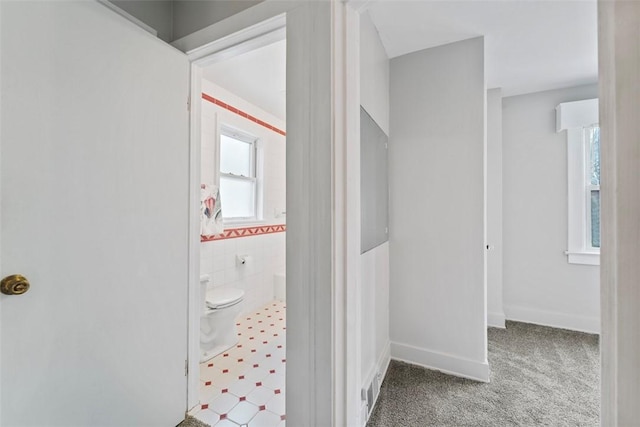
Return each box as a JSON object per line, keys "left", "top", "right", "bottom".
{"left": 219, "top": 126, "right": 261, "bottom": 222}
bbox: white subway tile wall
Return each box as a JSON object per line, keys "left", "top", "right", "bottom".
{"left": 201, "top": 232, "right": 286, "bottom": 315}
{"left": 200, "top": 78, "right": 286, "bottom": 315}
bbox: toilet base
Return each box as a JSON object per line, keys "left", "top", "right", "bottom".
{"left": 200, "top": 339, "right": 238, "bottom": 363}
{"left": 200, "top": 300, "right": 244, "bottom": 363}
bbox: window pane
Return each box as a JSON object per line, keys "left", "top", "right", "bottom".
{"left": 589, "top": 127, "right": 600, "bottom": 186}
{"left": 591, "top": 189, "right": 600, "bottom": 248}
{"left": 220, "top": 176, "right": 255, "bottom": 218}
{"left": 220, "top": 134, "right": 252, "bottom": 177}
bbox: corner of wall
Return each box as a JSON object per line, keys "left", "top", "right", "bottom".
{"left": 487, "top": 312, "right": 506, "bottom": 329}
{"left": 504, "top": 305, "right": 600, "bottom": 334}
{"left": 390, "top": 341, "right": 490, "bottom": 383}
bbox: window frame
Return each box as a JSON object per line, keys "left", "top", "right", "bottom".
{"left": 584, "top": 125, "right": 600, "bottom": 252}
{"left": 556, "top": 98, "right": 600, "bottom": 266}
{"left": 218, "top": 125, "right": 262, "bottom": 223}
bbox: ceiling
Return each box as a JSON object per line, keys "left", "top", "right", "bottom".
{"left": 202, "top": 0, "right": 598, "bottom": 119}
{"left": 202, "top": 39, "right": 286, "bottom": 121}
{"left": 369, "top": 0, "right": 598, "bottom": 96}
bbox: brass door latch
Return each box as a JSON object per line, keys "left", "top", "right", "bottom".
{"left": 1, "top": 274, "right": 30, "bottom": 295}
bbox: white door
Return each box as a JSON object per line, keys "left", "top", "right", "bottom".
{"left": 0, "top": 2, "right": 190, "bottom": 425}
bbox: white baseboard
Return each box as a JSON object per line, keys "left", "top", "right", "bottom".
{"left": 488, "top": 311, "right": 506, "bottom": 328}
{"left": 361, "top": 340, "right": 391, "bottom": 427}
{"left": 390, "top": 341, "right": 490, "bottom": 383}
{"left": 377, "top": 340, "right": 391, "bottom": 385}
{"left": 504, "top": 304, "right": 600, "bottom": 334}
{"left": 362, "top": 340, "right": 391, "bottom": 392}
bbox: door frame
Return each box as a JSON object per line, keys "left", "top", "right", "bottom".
{"left": 177, "top": 3, "right": 362, "bottom": 424}
{"left": 183, "top": 13, "right": 288, "bottom": 412}
{"left": 598, "top": 1, "right": 640, "bottom": 423}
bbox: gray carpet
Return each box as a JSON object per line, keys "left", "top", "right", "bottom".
{"left": 368, "top": 321, "right": 599, "bottom": 426}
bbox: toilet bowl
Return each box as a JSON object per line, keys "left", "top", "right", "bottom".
{"left": 200, "top": 283, "right": 245, "bottom": 363}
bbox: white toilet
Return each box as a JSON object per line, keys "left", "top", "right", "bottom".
{"left": 200, "top": 276, "right": 245, "bottom": 363}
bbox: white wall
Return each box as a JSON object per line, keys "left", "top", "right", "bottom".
{"left": 359, "top": 243, "right": 389, "bottom": 378}
{"left": 502, "top": 84, "right": 600, "bottom": 333}
{"left": 360, "top": 12, "right": 389, "bottom": 135}
{"left": 359, "top": 11, "right": 390, "bottom": 399}
{"left": 200, "top": 79, "right": 286, "bottom": 314}
{"left": 487, "top": 88, "right": 505, "bottom": 328}
{"left": 389, "top": 37, "right": 488, "bottom": 381}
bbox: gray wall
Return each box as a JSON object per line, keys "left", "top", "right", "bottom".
{"left": 286, "top": 2, "right": 333, "bottom": 425}
{"left": 109, "top": 1, "right": 173, "bottom": 42}
{"left": 108, "top": 0, "right": 265, "bottom": 42}
{"left": 172, "top": 0, "right": 263, "bottom": 41}
{"left": 389, "top": 37, "right": 488, "bottom": 380}
{"left": 599, "top": 2, "right": 640, "bottom": 422}
{"left": 502, "top": 84, "right": 600, "bottom": 332}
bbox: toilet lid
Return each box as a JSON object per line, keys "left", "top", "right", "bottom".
{"left": 205, "top": 288, "right": 245, "bottom": 309}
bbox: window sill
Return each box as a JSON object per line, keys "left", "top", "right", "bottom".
{"left": 566, "top": 251, "right": 600, "bottom": 266}
{"left": 223, "top": 219, "right": 267, "bottom": 227}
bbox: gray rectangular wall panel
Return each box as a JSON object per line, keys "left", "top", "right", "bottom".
{"left": 361, "top": 107, "right": 389, "bottom": 253}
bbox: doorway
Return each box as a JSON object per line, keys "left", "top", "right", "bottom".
{"left": 180, "top": 4, "right": 352, "bottom": 425}
{"left": 188, "top": 32, "right": 288, "bottom": 426}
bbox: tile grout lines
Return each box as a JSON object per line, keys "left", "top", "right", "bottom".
{"left": 191, "top": 300, "right": 287, "bottom": 427}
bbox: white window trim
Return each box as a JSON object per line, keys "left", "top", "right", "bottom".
{"left": 556, "top": 98, "right": 600, "bottom": 266}
{"left": 218, "top": 125, "right": 263, "bottom": 223}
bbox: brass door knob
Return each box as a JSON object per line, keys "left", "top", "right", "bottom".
{"left": 1, "top": 274, "right": 30, "bottom": 295}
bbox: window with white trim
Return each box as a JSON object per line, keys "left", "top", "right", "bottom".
{"left": 585, "top": 125, "right": 600, "bottom": 250}
{"left": 219, "top": 126, "right": 261, "bottom": 222}
{"left": 556, "top": 98, "right": 600, "bottom": 265}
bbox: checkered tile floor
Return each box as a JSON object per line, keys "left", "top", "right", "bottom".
{"left": 190, "top": 300, "right": 286, "bottom": 427}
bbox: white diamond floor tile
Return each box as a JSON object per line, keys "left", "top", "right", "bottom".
{"left": 265, "top": 394, "right": 285, "bottom": 418}
{"left": 215, "top": 420, "right": 239, "bottom": 427}
{"left": 246, "top": 386, "right": 276, "bottom": 407}
{"left": 261, "top": 373, "right": 285, "bottom": 392}
{"left": 227, "top": 401, "right": 260, "bottom": 425}
{"left": 193, "top": 300, "right": 286, "bottom": 427}
{"left": 248, "top": 410, "right": 282, "bottom": 427}
{"left": 195, "top": 409, "right": 221, "bottom": 426}
{"left": 209, "top": 393, "right": 240, "bottom": 415}
{"left": 200, "top": 383, "right": 222, "bottom": 403}
{"left": 228, "top": 378, "right": 257, "bottom": 398}
{"left": 242, "top": 367, "right": 270, "bottom": 384}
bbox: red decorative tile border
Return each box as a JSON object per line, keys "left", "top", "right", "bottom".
{"left": 202, "top": 93, "right": 286, "bottom": 136}
{"left": 201, "top": 224, "right": 286, "bottom": 242}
